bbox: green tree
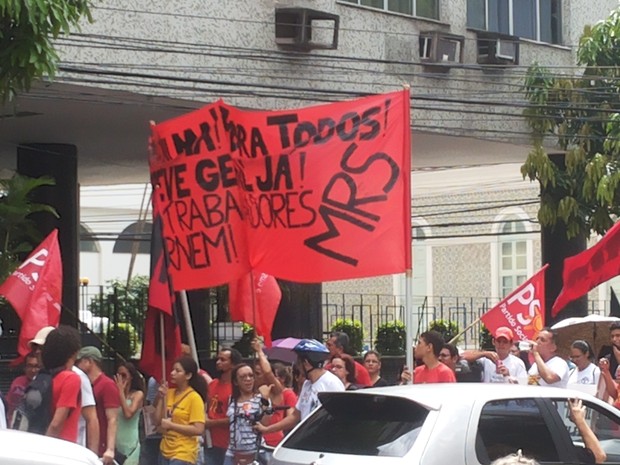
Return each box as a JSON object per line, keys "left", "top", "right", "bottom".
{"left": 88, "top": 275, "right": 148, "bottom": 335}
{"left": 0, "top": 0, "right": 93, "bottom": 101}
{"left": 0, "top": 173, "right": 57, "bottom": 282}
{"left": 522, "top": 8, "right": 620, "bottom": 239}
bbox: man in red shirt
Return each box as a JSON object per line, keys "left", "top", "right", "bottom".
{"left": 41, "top": 325, "right": 82, "bottom": 443}
{"left": 413, "top": 331, "right": 456, "bottom": 384}
{"left": 325, "top": 332, "right": 371, "bottom": 386}
{"left": 76, "top": 346, "right": 120, "bottom": 465}
{"left": 204, "top": 347, "right": 242, "bottom": 465}
{"left": 6, "top": 351, "right": 40, "bottom": 419}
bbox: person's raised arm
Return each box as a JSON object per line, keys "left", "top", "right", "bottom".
{"left": 568, "top": 398, "right": 606, "bottom": 464}
{"left": 461, "top": 350, "right": 498, "bottom": 364}
{"left": 531, "top": 343, "right": 560, "bottom": 384}
{"left": 599, "top": 358, "right": 618, "bottom": 400}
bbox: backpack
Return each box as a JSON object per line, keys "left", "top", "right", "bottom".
{"left": 11, "top": 368, "right": 61, "bottom": 434}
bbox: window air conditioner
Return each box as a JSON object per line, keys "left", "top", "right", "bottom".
{"left": 419, "top": 31, "right": 465, "bottom": 66}
{"left": 476, "top": 31, "right": 519, "bottom": 66}
{"left": 275, "top": 7, "right": 339, "bottom": 51}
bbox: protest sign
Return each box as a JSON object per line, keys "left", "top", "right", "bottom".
{"left": 150, "top": 90, "right": 411, "bottom": 289}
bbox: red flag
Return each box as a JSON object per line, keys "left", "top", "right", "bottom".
{"left": 149, "top": 89, "right": 411, "bottom": 288}
{"left": 0, "top": 229, "right": 62, "bottom": 358}
{"left": 229, "top": 272, "right": 282, "bottom": 346}
{"left": 140, "top": 200, "right": 182, "bottom": 382}
{"left": 552, "top": 221, "right": 620, "bottom": 316}
{"left": 481, "top": 265, "right": 547, "bottom": 342}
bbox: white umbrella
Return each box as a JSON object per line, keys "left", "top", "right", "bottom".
{"left": 551, "top": 314, "right": 620, "bottom": 358}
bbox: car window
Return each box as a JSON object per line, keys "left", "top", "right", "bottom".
{"left": 552, "top": 398, "right": 620, "bottom": 464}
{"left": 280, "top": 393, "right": 429, "bottom": 457}
{"left": 476, "top": 399, "right": 560, "bottom": 464}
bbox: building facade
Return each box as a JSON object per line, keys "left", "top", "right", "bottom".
{"left": 3, "top": 0, "right": 619, "bottom": 347}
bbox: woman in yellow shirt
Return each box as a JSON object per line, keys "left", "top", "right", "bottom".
{"left": 155, "top": 356, "right": 207, "bottom": 465}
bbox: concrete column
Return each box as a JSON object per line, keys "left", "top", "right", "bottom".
{"left": 17, "top": 144, "right": 79, "bottom": 326}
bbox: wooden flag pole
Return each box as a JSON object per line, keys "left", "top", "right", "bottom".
{"left": 405, "top": 269, "right": 414, "bottom": 374}
{"left": 179, "top": 290, "right": 199, "bottom": 364}
{"left": 159, "top": 312, "right": 166, "bottom": 382}
{"left": 448, "top": 317, "right": 482, "bottom": 345}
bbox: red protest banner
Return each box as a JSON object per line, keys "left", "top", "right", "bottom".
{"left": 0, "top": 229, "right": 62, "bottom": 358}
{"left": 229, "top": 272, "right": 281, "bottom": 346}
{"left": 552, "top": 221, "right": 620, "bottom": 316}
{"left": 481, "top": 265, "right": 547, "bottom": 342}
{"left": 150, "top": 90, "right": 411, "bottom": 289}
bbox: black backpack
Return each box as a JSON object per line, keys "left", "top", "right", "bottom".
{"left": 11, "top": 368, "right": 61, "bottom": 434}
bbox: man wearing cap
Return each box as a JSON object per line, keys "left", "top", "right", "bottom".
{"left": 76, "top": 346, "right": 120, "bottom": 464}
{"left": 462, "top": 327, "right": 527, "bottom": 383}
{"left": 28, "top": 326, "right": 99, "bottom": 454}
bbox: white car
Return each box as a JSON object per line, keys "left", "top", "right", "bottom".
{"left": 271, "top": 383, "right": 620, "bottom": 465}
{"left": 0, "top": 429, "right": 101, "bottom": 465}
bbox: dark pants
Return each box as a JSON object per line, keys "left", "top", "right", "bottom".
{"left": 204, "top": 446, "right": 227, "bottom": 465}
{"left": 139, "top": 435, "right": 162, "bottom": 465}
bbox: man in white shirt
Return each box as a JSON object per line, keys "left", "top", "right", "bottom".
{"left": 255, "top": 339, "right": 344, "bottom": 435}
{"left": 528, "top": 328, "right": 569, "bottom": 388}
{"left": 462, "top": 327, "right": 527, "bottom": 383}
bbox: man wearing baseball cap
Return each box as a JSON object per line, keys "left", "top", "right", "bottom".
{"left": 462, "top": 326, "right": 527, "bottom": 383}
{"left": 76, "top": 346, "right": 120, "bottom": 465}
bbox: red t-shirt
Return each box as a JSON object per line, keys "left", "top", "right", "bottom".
{"left": 414, "top": 363, "right": 456, "bottom": 384}
{"left": 93, "top": 374, "right": 121, "bottom": 456}
{"left": 263, "top": 388, "right": 299, "bottom": 446}
{"left": 207, "top": 379, "right": 232, "bottom": 449}
{"left": 353, "top": 361, "right": 372, "bottom": 387}
{"left": 51, "top": 370, "right": 82, "bottom": 442}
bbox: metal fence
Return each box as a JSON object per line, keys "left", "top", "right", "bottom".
{"left": 78, "top": 283, "right": 615, "bottom": 357}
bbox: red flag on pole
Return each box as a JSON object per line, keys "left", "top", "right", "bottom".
{"left": 229, "top": 272, "right": 282, "bottom": 346}
{"left": 140, "top": 200, "right": 182, "bottom": 382}
{"left": 552, "top": 221, "right": 620, "bottom": 316}
{"left": 0, "top": 229, "right": 62, "bottom": 358}
{"left": 481, "top": 265, "right": 548, "bottom": 342}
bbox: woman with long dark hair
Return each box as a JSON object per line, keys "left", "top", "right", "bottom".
{"left": 225, "top": 363, "right": 271, "bottom": 465}
{"left": 155, "top": 356, "right": 207, "bottom": 465}
{"left": 114, "top": 361, "right": 145, "bottom": 465}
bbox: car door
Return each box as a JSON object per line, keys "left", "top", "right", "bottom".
{"left": 467, "top": 397, "right": 577, "bottom": 465}
{"left": 544, "top": 396, "right": 620, "bottom": 465}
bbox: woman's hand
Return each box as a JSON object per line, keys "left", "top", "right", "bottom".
{"left": 158, "top": 381, "right": 168, "bottom": 400}
{"left": 114, "top": 374, "right": 128, "bottom": 392}
{"left": 160, "top": 418, "right": 173, "bottom": 431}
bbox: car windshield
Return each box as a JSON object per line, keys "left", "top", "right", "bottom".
{"left": 281, "top": 392, "right": 429, "bottom": 457}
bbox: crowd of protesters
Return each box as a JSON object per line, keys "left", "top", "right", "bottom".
{"left": 2, "top": 324, "right": 620, "bottom": 464}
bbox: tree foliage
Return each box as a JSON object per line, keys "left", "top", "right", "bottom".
{"left": 0, "top": 0, "right": 92, "bottom": 101}
{"left": 522, "top": 8, "right": 620, "bottom": 239}
{"left": 88, "top": 276, "right": 149, "bottom": 336}
{"left": 0, "top": 173, "right": 57, "bottom": 282}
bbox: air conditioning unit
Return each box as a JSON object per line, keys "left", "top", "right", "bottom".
{"left": 476, "top": 31, "right": 519, "bottom": 66}
{"left": 419, "top": 31, "right": 465, "bottom": 68}
{"left": 275, "top": 7, "right": 339, "bottom": 51}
